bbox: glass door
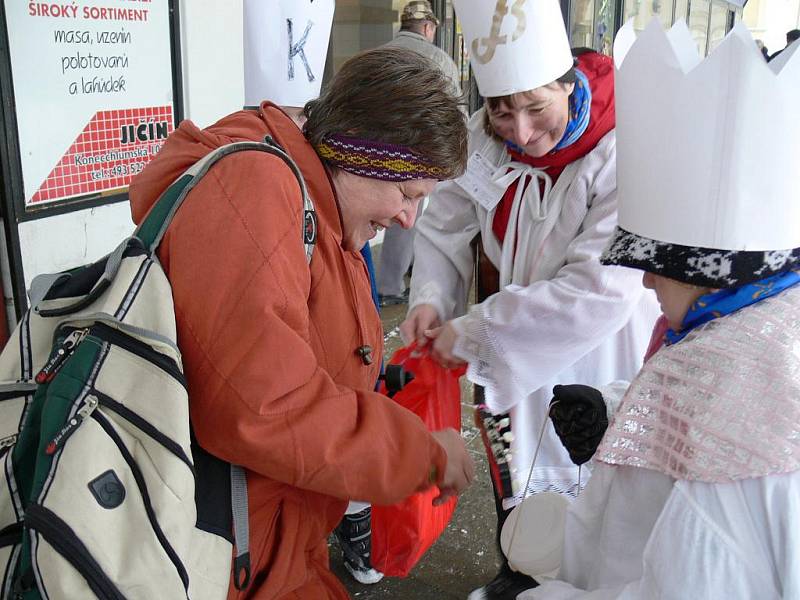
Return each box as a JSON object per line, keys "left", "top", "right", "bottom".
{"left": 571, "top": 0, "right": 596, "bottom": 48}
{"left": 688, "top": 0, "right": 712, "bottom": 55}
{"left": 594, "top": 0, "right": 618, "bottom": 54}
{"left": 708, "top": 1, "right": 731, "bottom": 52}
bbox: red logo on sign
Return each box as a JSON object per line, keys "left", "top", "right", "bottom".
{"left": 30, "top": 106, "right": 174, "bottom": 204}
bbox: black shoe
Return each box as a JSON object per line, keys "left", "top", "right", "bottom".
{"left": 467, "top": 566, "right": 538, "bottom": 600}
{"left": 378, "top": 289, "right": 409, "bottom": 307}
{"left": 333, "top": 508, "right": 384, "bottom": 585}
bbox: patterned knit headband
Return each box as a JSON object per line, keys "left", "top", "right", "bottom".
{"left": 314, "top": 134, "right": 445, "bottom": 182}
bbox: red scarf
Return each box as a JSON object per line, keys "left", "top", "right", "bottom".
{"left": 492, "top": 51, "right": 616, "bottom": 244}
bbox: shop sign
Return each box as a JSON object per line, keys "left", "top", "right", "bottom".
{"left": 6, "top": 0, "right": 175, "bottom": 207}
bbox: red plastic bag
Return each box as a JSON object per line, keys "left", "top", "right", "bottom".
{"left": 371, "top": 345, "right": 465, "bottom": 577}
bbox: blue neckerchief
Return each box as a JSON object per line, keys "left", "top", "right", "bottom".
{"left": 360, "top": 243, "right": 380, "bottom": 311}
{"left": 665, "top": 270, "right": 800, "bottom": 345}
{"left": 359, "top": 243, "right": 386, "bottom": 385}
{"left": 503, "top": 69, "right": 592, "bottom": 156}
{"left": 554, "top": 69, "right": 591, "bottom": 150}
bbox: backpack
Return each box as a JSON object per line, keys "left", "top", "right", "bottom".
{"left": 0, "top": 137, "right": 315, "bottom": 599}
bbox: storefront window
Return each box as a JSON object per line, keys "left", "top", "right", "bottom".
{"left": 444, "top": 1, "right": 470, "bottom": 94}
{"left": 570, "top": 0, "right": 616, "bottom": 55}
{"left": 623, "top": 0, "right": 672, "bottom": 32}
{"left": 707, "top": 1, "right": 730, "bottom": 52}
{"left": 571, "top": 0, "right": 595, "bottom": 48}
{"left": 594, "top": 0, "right": 617, "bottom": 55}
{"left": 620, "top": 0, "right": 732, "bottom": 55}
{"left": 688, "top": 0, "right": 711, "bottom": 55}
{"left": 674, "top": 0, "right": 689, "bottom": 24}
{"left": 455, "top": 19, "right": 469, "bottom": 87}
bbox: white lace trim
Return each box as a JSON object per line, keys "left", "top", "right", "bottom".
{"left": 407, "top": 280, "right": 452, "bottom": 324}
{"left": 452, "top": 302, "right": 527, "bottom": 414}
{"left": 501, "top": 465, "right": 589, "bottom": 510}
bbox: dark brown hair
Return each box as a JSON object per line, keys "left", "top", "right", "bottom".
{"left": 303, "top": 47, "right": 467, "bottom": 179}
{"left": 482, "top": 60, "right": 578, "bottom": 139}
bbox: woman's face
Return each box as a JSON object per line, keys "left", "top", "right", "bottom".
{"left": 487, "top": 83, "right": 574, "bottom": 158}
{"left": 642, "top": 272, "right": 710, "bottom": 330}
{"left": 330, "top": 170, "right": 436, "bottom": 251}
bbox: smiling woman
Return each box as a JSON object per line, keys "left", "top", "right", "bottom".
{"left": 329, "top": 172, "right": 436, "bottom": 251}
{"left": 402, "top": 2, "right": 661, "bottom": 597}
{"left": 303, "top": 46, "right": 467, "bottom": 252}
{"left": 485, "top": 78, "right": 576, "bottom": 158}
{"left": 127, "top": 43, "right": 472, "bottom": 600}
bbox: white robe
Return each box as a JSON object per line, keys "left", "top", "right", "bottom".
{"left": 408, "top": 109, "right": 660, "bottom": 503}
{"left": 519, "top": 463, "right": 800, "bottom": 599}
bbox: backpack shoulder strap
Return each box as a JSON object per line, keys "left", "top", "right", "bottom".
{"left": 134, "top": 136, "right": 315, "bottom": 264}
{"left": 134, "top": 137, "right": 316, "bottom": 592}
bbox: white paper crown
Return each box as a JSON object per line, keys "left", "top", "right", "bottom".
{"left": 614, "top": 19, "right": 800, "bottom": 251}
{"left": 453, "top": 0, "right": 573, "bottom": 97}
{"left": 243, "top": 0, "right": 334, "bottom": 108}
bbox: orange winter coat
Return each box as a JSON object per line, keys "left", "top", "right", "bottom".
{"left": 128, "top": 103, "right": 447, "bottom": 599}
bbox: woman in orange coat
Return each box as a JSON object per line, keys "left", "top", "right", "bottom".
{"left": 129, "top": 47, "right": 473, "bottom": 599}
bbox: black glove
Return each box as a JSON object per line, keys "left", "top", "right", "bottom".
{"left": 549, "top": 384, "right": 608, "bottom": 466}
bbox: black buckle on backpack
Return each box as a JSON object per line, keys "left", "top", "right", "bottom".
{"left": 304, "top": 210, "right": 318, "bottom": 245}
{"left": 233, "top": 552, "right": 251, "bottom": 590}
{"left": 12, "top": 568, "right": 36, "bottom": 597}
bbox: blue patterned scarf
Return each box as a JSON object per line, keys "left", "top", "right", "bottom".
{"left": 504, "top": 68, "right": 592, "bottom": 155}
{"left": 666, "top": 270, "right": 800, "bottom": 345}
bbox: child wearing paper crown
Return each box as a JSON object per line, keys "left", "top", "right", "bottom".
{"left": 400, "top": 1, "right": 658, "bottom": 597}
{"left": 516, "top": 19, "right": 800, "bottom": 599}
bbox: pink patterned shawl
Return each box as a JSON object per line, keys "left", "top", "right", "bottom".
{"left": 596, "top": 286, "right": 800, "bottom": 482}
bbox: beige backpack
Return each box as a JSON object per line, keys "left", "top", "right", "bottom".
{"left": 0, "top": 138, "right": 314, "bottom": 599}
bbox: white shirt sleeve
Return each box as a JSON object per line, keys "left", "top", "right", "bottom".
{"left": 520, "top": 468, "right": 800, "bottom": 600}
{"left": 450, "top": 149, "right": 648, "bottom": 414}
{"left": 407, "top": 115, "right": 485, "bottom": 322}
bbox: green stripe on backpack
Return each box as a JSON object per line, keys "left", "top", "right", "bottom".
{"left": 0, "top": 137, "right": 314, "bottom": 599}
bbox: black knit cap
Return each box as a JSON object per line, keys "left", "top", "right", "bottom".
{"left": 600, "top": 227, "right": 800, "bottom": 288}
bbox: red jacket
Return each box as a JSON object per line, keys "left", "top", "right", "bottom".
{"left": 129, "top": 103, "right": 447, "bottom": 599}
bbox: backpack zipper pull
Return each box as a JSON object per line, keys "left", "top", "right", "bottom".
{"left": 35, "top": 328, "right": 89, "bottom": 384}
{"left": 45, "top": 394, "right": 99, "bottom": 456}
{"left": 0, "top": 434, "right": 17, "bottom": 450}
